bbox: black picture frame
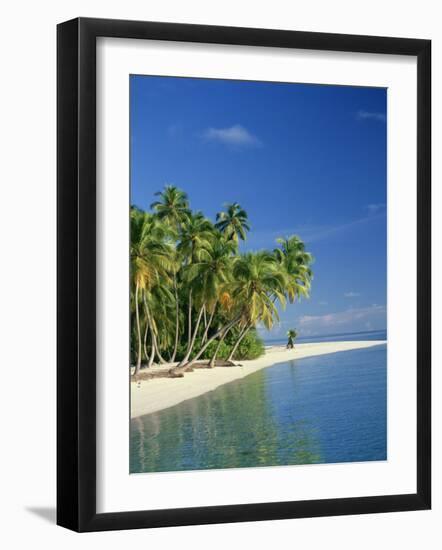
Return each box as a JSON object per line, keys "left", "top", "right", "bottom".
{"left": 57, "top": 17, "right": 431, "bottom": 532}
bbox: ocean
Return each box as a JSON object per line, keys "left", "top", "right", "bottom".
{"left": 130, "top": 333, "right": 387, "bottom": 473}
{"left": 264, "top": 328, "right": 387, "bottom": 346}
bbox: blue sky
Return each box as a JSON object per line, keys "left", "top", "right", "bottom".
{"left": 130, "top": 75, "right": 387, "bottom": 339}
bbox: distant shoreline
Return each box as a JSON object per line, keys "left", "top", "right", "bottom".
{"left": 131, "top": 340, "right": 386, "bottom": 419}
{"left": 263, "top": 328, "right": 387, "bottom": 345}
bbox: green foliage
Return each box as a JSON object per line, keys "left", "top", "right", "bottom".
{"left": 235, "top": 330, "right": 265, "bottom": 360}
{"left": 185, "top": 329, "right": 264, "bottom": 361}
{"left": 215, "top": 202, "right": 251, "bottom": 243}
{"left": 198, "top": 339, "right": 231, "bottom": 361}
{"left": 231, "top": 251, "right": 287, "bottom": 329}
{"left": 130, "top": 185, "right": 313, "bottom": 372}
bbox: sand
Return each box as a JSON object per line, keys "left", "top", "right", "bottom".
{"left": 130, "top": 340, "right": 386, "bottom": 418}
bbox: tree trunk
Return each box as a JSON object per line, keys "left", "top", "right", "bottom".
{"left": 170, "top": 277, "right": 180, "bottom": 363}
{"left": 148, "top": 326, "right": 156, "bottom": 368}
{"left": 155, "top": 341, "right": 168, "bottom": 364}
{"left": 186, "top": 289, "right": 193, "bottom": 352}
{"left": 170, "top": 316, "right": 241, "bottom": 375}
{"left": 227, "top": 323, "right": 252, "bottom": 362}
{"left": 134, "top": 282, "right": 142, "bottom": 376}
{"left": 209, "top": 325, "right": 233, "bottom": 367}
{"left": 201, "top": 305, "right": 216, "bottom": 345}
{"left": 143, "top": 291, "right": 161, "bottom": 367}
{"left": 177, "top": 304, "right": 204, "bottom": 367}
{"left": 143, "top": 320, "right": 149, "bottom": 361}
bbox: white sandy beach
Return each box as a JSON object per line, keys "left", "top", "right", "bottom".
{"left": 131, "top": 340, "right": 385, "bottom": 418}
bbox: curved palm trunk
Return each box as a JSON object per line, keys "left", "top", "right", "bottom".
{"left": 170, "top": 277, "right": 180, "bottom": 363}
{"left": 201, "top": 305, "right": 216, "bottom": 344}
{"left": 227, "top": 323, "right": 252, "bottom": 362}
{"left": 143, "top": 321, "right": 149, "bottom": 361}
{"left": 147, "top": 326, "right": 156, "bottom": 368}
{"left": 143, "top": 291, "right": 161, "bottom": 368}
{"left": 134, "top": 282, "right": 142, "bottom": 376}
{"left": 170, "top": 316, "right": 241, "bottom": 375}
{"left": 154, "top": 340, "right": 168, "bottom": 364}
{"left": 190, "top": 317, "right": 239, "bottom": 364}
{"left": 177, "top": 304, "right": 205, "bottom": 367}
{"left": 186, "top": 289, "right": 193, "bottom": 351}
{"left": 209, "top": 325, "right": 233, "bottom": 367}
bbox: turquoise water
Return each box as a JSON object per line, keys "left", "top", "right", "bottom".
{"left": 130, "top": 344, "right": 387, "bottom": 473}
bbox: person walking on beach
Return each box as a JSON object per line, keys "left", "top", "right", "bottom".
{"left": 287, "top": 329, "right": 297, "bottom": 349}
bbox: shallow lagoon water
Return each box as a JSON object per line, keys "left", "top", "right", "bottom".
{"left": 130, "top": 344, "right": 386, "bottom": 473}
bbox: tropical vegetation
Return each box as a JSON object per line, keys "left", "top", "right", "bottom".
{"left": 130, "top": 185, "right": 313, "bottom": 377}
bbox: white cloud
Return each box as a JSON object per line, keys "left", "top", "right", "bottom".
{"left": 244, "top": 212, "right": 386, "bottom": 250}
{"left": 203, "top": 124, "right": 261, "bottom": 147}
{"left": 356, "top": 110, "right": 386, "bottom": 122}
{"left": 258, "top": 304, "right": 386, "bottom": 339}
{"left": 344, "top": 291, "right": 360, "bottom": 298}
{"left": 298, "top": 305, "right": 386, "bottom": 333}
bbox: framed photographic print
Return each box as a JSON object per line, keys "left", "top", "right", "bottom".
{"left": 57, "top": 17, "right": 431, "bottom": 532}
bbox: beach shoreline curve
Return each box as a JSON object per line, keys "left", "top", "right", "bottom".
{"left": 131, "top": 340, "right": 386, "bottom": 419}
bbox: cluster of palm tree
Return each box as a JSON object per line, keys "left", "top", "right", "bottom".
{"left": 130, "top": 185, "right": 313, "bottom": 376}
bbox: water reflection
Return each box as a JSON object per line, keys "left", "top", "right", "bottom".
{"left": 130, "top": 345, "right": 386, "bottom": 473}
{"left": 131, "top": 368, "right": 321, "bottom": 473}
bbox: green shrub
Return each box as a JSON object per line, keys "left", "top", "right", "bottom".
{"left": 163, "top": 327, "right": 265, "bottom": 363}
{"left": 235, "top": 329, "right": 265, "bottom": 360}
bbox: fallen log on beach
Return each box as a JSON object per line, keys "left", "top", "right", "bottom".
{"left": 132, "top": 359, "right": 242, "bottom": 382}
{"left": 132, "top": 369, "right": 183, "bottom": 382}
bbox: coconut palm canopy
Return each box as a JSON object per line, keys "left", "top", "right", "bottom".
{"left": 215, "top": 202, "right": 251, "bottom": 243}
{"left": 130, "top": 185, "right": 313, "bottom": 375}
{"left": 150, "top": 185, "right": 190, "bottom": 228}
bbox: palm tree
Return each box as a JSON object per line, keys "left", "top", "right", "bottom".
{"left": 215, "top": 202, "right": 250, "bottom": 244}
{"left": 231, "top": 252, "right": 286, "bottom": 329}
{"left": 144, "top": 283, "right": 175, "bottom": 366}
{"left": 177, "top": 212, "right": 214, "bottom": 358}
{"left": 206, "top": 287, "right": 241, "bottom": 367}
{"left": 287, "top": 329, "right": 297, "bottom": 349}
{"left": 151, "top": 185, "right": 190, "bottom": 229}
{"left": 168, "top": 247, "right": 183, "bottom": 363}
{"left": 177, "top": 234, "right": 235, "bottom": 366}
{"left": 130, "top": 208, "right": 174, "bottom": 374}
{"left": 222, "top": 252, "right": 287, "bottom": 364}
{"left": 274, "top": 236, "right": 313, "bottom": 303}
{"left": 170, "top": 258, "right": 241, "bottom": 376}
{"left": 131, "top": 189, "right": 314, "bottom": 378}
{"left": 178, "top": 211, "right": 213, "bottom": 262}
{"left": 171, "top": 304, "right": 241, "bottom": 373}
{"left": 150, "top": 186, "right": 189, "bottom": 363}
{"left": 188, "top": 235, "right": 236, "bottom": 310}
